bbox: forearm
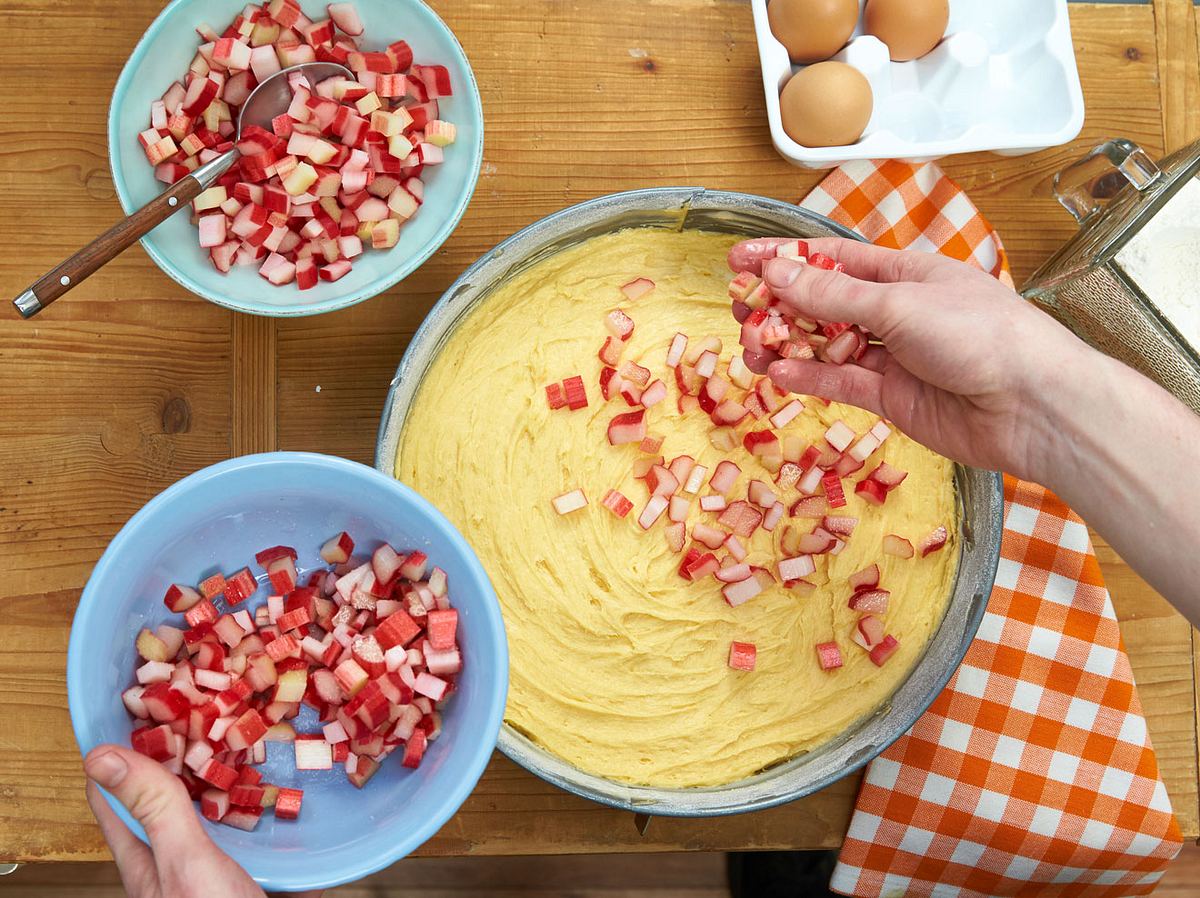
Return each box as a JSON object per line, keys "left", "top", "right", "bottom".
{"left": 1031, "top": 345, "right": 1200, "bottom": 623}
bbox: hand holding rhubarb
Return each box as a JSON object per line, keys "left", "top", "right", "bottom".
{"left": 728, "top": 237, "right": 1089, "bottom": 481}
{"left": 83, "top": 744, "right": 321, "bottom": 898}
{"left": 730, "top": 236, "right": 1200, "bottom": 622}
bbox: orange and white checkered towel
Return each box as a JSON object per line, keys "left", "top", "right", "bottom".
{"left": 796, "top": 161, "right": 1184, "bottom": 898}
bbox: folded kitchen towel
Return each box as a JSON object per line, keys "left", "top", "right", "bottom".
{"left": 798, "top": 160, "right": 1184, "bottom": 898}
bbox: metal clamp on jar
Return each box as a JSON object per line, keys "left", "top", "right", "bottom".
{"left": 1023, "top": 137, "right": 1200, "bottom": 414}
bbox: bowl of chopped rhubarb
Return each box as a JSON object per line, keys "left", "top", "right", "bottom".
{"left": 67, "top": 453, "right": 507, "bottom": 891}
{"left": 108, "top": 0, "right": 483, "bottom": 316}
{"left": 376, "top": 187, "right": 1003, "bottom": 816}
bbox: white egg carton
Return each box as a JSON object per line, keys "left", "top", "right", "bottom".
{"left": 752, "top": 0, "right": 1085, "bottom": 169}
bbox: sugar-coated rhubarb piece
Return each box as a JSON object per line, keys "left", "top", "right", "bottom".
{"left": 848, "top": 588, "right": 890, "bottom": 614}
{"left": 552, "top": 489, "right": 588, "bottom": 516}
{"left": 919, "top": 525, "right": 948, "bottom": 557}
{"left": 728, "top": 641, "right": 756, "bottom": 671}
{"left": 295, "top": 739, "right": 333, "bottom": 771}
{"left": 816, "top": 641, "right": 843, "bottom": 671}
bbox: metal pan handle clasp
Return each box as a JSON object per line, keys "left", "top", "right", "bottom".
{"left": 1053, "top": 138, "right": 1161, "bottom": 224}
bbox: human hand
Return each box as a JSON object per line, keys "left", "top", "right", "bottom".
{"left": 729, "top": 237, "right": 1092, "bottom": 481}
{"left": 83, "top": 745, "right": 322, "bottom": 898}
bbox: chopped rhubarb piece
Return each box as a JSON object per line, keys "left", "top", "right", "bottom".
{"left": 665, "top": 521, "right": 687, "bottom": 553}
{"left": 869, "top": 634, "right": 900, "bottom": 666}
{"left": 728, "top": 641, "right": 756, "bottom": 671}
{"left": 163, "top": 583, "right": 202, "bottom": 613}
{"left": 848, "top": 589, "right": 890, "bottom": 614}
{"left": 620, "top": 277, "right": 655, "bottom": 300}
{"left": 724, "top": 534, "right": 747, "bottom": 561}
{"left": 686, "top": 552, "right": 721, "bottom": 580}
{"left": 598, "top": 336, "right": 624, "bottom": 367}
{"left": 666, "top": 333, "right": 689, "bottom": 368}
{"left": 722, "top": 576, "right": 763, "bottom": 607}
{"left": 646, "top": 465, "right": 681, "bottom": 498}
{"left": 822, "top": 472, "right": 847, "bottom": 508}
{"left": 641, "top": 379, "right": 668, "bottom": 408}
{"left": 699, "top": 495, "right": 727, "bottom": 512}
{"left": 848, "top": 433, "right": 882, "bottom": 463}
{"left": 770, "top": 399, "right": 805, "bottom": 429}
{"left": 824, "top": 421, "right": 856, "bottom": 452}
{"left": 709, "top": 426, "right": 739, "bottom": 452}
{"left": 552, "top": 489, "right": 588, "bottom": 516}
{"left": 605, "top": 309, "right": 636, "bottom": 341}
{"left": 692, "top": 523, "right": 727, "bottom": 550}
{"left": 619, "top": 361, "right": 651, "bottom": 388}
{"left": 294, "top": 739, "right": 333, "bottom": 771}
{"left": 709, "top": 460, "right": 741, "bottom": 494}
{"left": 848, "top": 563, "right": 880, "bottom": 591}
{"left": 797, "top": 529, "right": 836, "bottom": 554}
{"left": 607, "top": 410, "right": 647, "bottom": 446}
{"left": 815, "top": 641, "right": 843, "bottom": 671}
{"left": 601, "top": 489, "right": 634, "bottom": 519}
{"left": 273, "top": 787, "right": 304, "bottom": 820}
{"left": 668, "top": 495, "right": 691, "bottom": 523}
{"left": 867, "top": 462, "right": 908, "bottom": 490}
{"left": 852, "top": 614, "right": 886, "bottom": 651}
{"left": 562, "top": 376, "right": 588, "bottom": 410}
{"left": 743, "top": 429, "right": 780, "bottom": 458}
{"left": 224, "top": 567, "right": 258, "bottom": 605}
{"left": 682, "top": 464, "right": 708, "bottom": 495}
{"left": 763, "top": 502, "right": 785, "bottom": 532}
{"left": 545, "top": 382, "right": 567, "bottom": 409}
{"left": 855, "top": 478, "right": 888, "bottom": 506}
{"left": 821, "top": 515, "right": 857, "bottom": 538}
{"left": 199, "top": 573, "right": 226, "bottom": 601}
{"left": 747, "top": 480, "right": 778, "bottom": 509}
{"left": 678, "top": 547, "right": 703, "bottom": 580}
{"left": 870, "top": 421, "right": 893, "bottom": 443}
{"left": 320, "top": 531, "right": 355, "bottom": 564}
{"left": 790, "top": 495, "right": 828, "bottom": 518}
{"left": 718, "top": 501, "right": 764, "bottom": 538}
{"left": 400, "top": 551, "right": 429, "bottom": 581}
{"left": 919, "top": 525, "right": 949, "bottom": 557}
{"left": 778, "top": 554, "right": 815, "bottom": 581}
{"left": 638, "top": 495, "right": 669, "bottom": 530}
{"left": 715, "top": 562, "right": 752, "bottom": 583}
{"left": 883, "top": 534, "right": 915, "bottom": 558}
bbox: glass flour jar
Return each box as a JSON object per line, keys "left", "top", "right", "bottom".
{"left": 1022, "top": 137, "right": 1200, "bottom": 414}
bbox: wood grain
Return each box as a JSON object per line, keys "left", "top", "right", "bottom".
{"left": 0, "top": 0, "right": 1195, "bottom": 866}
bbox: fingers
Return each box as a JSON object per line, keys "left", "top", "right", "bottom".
{"left": 86, "top": 778, "right": 156, "bottom": 887}
{"left": 762, "top": 258, "right": 901, "bottom": 335}
{"left": 727, "top": 238, "right": 797, "bottom": 275}
{"left": 767, "top": 359, "right": 885, "bottom": 418}
{"left": 728, "top": 236, "right": 944, "bottom": 283}
{"left": 796, "top": 238, "right": 945, "bottom": 284}
{"left": 742, "top": 348, "right": 779, "bottom": 375}
{"left": 84, "top": 745, "right": 214, "bottom": 873}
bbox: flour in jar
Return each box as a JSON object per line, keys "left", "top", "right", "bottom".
{"left": 1115, "top": 175, "right": 1200, "bottom": 352}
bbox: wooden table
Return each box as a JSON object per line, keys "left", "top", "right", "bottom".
{"left": 1, "top": 0, "right": 1198, "bottom": 865}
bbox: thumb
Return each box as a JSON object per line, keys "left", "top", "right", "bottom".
{"left": 84, "top": 744, "right": 214, "bottom": 861}
{"left": 763, "top": 257, "right": 894, "bottom": 335}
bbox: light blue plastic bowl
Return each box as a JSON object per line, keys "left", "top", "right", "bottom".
{"left": 66, "top": 453, "right": 507, "bottom": 892}
{"left": 107, "top": 0, "right": 483, "bottom": 316}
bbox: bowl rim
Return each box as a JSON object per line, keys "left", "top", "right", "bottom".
{"left": 106, "top": 0, "right": 484, "bottom": 318}
{"left": 66, "top": 451, "right": 509, "bottom": 891}
{"left": 373, "top": 186, "right": 1002, "bottom": 816}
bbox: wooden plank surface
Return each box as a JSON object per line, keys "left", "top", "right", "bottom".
{"left": 0, "top": 0, "right": 1195, "bottom": 865}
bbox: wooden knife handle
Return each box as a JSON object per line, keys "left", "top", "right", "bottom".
{"left": 13, "top": 175, "right": 205, "bottom": 319}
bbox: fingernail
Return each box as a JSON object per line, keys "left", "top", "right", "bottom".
{"left": 85, "top": 752, "right": 128, "bottom": 789}
{"left": 765, "top": 259, "right": 802, "bottom": 288}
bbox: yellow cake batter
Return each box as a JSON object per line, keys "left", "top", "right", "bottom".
{"left": 395, "top": 228, "right": 957, "bottom": 788}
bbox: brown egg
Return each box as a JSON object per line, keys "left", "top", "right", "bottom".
{"left": 864, "top": 0, "right": 949, "bottom": 62}
{"left": 767, "top": 0, "right": 860, "bottom": 65}
{"left": 779, "top": 61, "right": 873, "bottom": 148}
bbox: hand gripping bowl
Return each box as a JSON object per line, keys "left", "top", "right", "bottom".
{"left": 375, "top": 188, "right": 1003, "bottom": 816}
{"left": 67, "top": 453, "right": 508, "bottom": 892}
{"left": 107, "top": 0, "right": 483, "bottom": 317}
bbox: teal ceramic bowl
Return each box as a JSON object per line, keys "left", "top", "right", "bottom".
{"left": 107, "top": 0, "right": 483, "bottom": 317}
{"left": 68, "top": 453, "right": 508, "bottom": 891}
